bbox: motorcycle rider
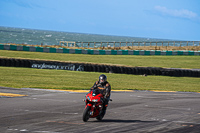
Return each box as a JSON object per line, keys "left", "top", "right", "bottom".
{"left": 90, "top": 74, "right": 111, "bottom": 115}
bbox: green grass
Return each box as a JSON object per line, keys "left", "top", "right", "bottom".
{"left": 0, "top": 66, "right": 199, "bottom": 92}
{"left": 1, "top": 50, "right": 200, "bottom": 69}
{"left": 0, "top": 50, "right": 200, "bottom": 92}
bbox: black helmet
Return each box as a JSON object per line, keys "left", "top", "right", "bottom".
{"left": 99, "top": 74, "right": 107, "bottom": 84}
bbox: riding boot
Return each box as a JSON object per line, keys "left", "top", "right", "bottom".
{"left": 102, "top": 98, "right": 109, "bottom": 115}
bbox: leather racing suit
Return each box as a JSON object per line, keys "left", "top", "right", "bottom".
{"left": 90, "top": 80, "right": 111, "bottom": 109}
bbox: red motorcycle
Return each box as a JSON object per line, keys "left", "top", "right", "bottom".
{"left": 83, "top": 89, "right": 111, "bottom": 122}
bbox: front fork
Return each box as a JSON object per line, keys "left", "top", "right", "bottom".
{"left": 90, "top": 104, "right": 95, "bottom": 116}
{"left": 84, "top": 99, "right": 94, "bottom": 115}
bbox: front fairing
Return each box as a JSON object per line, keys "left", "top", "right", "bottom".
{"left": 86, "top": 90, "right": 103, "bottom": 103}
{"left": 85, "top": 90, "right": 103, "bottom": 117}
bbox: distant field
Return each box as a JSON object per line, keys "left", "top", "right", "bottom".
{"left": 0, "top": 50, "right": 200, "bottom": 69}
{"left": 0, "top": 66, "right": 200, "bottom": 92}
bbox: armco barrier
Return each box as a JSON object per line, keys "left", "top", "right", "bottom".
{"left": 0, "top": 58, "right": 199, "bottom": 77}
{"left": 1, "top": 44, "right": 200, "bottom": 55}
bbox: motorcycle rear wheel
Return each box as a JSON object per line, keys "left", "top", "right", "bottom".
{"left": 96, "top": 110, "right": 105, "bottom": 121}
{"left": 83, "top": 106, "right": 91, "bottom": 122}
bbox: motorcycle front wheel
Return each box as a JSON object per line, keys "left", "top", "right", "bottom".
{"left": 83, "top": 106, "right": 91, "bottom": 122}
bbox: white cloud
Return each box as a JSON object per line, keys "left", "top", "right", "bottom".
{"left": 154, "top": 5, "right": 198, "bottom": 20}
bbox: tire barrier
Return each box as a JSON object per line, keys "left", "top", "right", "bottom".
{"left": 0, "top": 58, "right": 199, "bottom": 77}
{"left": 0, "top": 58, "right": 84, "bottom": 72}
{"left": 1, "top": 44, "right": 200, "bottom": 56}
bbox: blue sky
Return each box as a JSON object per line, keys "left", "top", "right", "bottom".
{"left": 0, "top": 0, "right": 199, "bottom": 41}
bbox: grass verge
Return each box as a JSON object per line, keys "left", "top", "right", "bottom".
{"left": 1, "top": 50, "right": 200, "bottom": 69}
{"left": 1, "top": 66, "right": 199, "bottom": 92}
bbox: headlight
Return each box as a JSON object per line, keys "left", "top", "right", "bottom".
{"left": 92, "top": 99, "right": 98, "bottom": 102}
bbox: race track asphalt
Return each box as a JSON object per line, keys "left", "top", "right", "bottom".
{"left": 0, "top": 87, "right": 200, "bottom": 133}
